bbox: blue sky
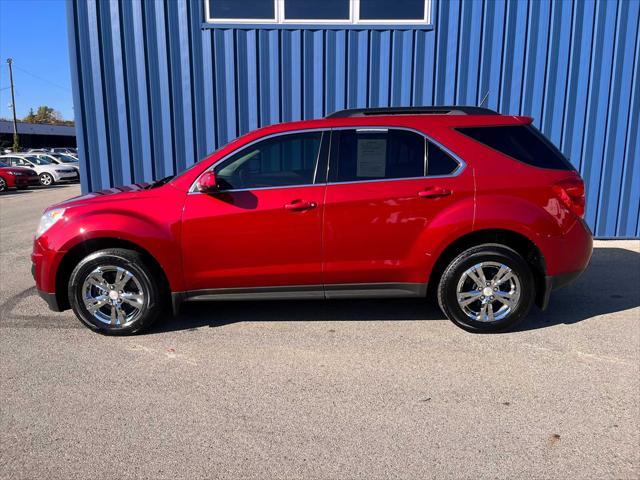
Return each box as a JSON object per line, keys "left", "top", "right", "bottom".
{"left": 0, "top": 0, "right": 73, "bottom": 121}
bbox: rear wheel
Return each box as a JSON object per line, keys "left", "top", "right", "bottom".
{"left": 68, "top": 248, "right": 164, "bottom": 335}
{"left": 437, "top": 244, "right": 534, "bottom": 333}
{"left": 39, "top": 173, "right": 54, "bottom": 186}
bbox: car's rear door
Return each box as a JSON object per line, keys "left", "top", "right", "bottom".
{"left": 181, "top": 130, "right": 329, "bottom": 293}
{"left": 322, "top": 127, "right": 474, "bottom": 295}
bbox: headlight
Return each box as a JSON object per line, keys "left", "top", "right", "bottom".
{"left": 7, "top": 171, "right": 17, "bottom": 175}
{"left": 35, "top": 208, "right": 66, "bottom": 239}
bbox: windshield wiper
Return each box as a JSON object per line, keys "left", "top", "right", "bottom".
{"left": 146, "top": 175, "right": 175, "bottom": 189}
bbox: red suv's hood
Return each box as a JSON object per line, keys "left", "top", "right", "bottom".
{"left": 49, "top": 182, "right": 152, "bottom": 210}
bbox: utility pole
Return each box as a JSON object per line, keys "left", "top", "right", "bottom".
{"left": 6, "top": 58, "right": 19, "bottom": 151}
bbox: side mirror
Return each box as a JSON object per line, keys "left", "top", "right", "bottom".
{"left": 196, "top": 171, "right": 219, "bottom": 193}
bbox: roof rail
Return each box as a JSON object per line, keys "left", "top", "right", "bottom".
{"left": 325, "top": 106, "right": 498, "bottom": 118}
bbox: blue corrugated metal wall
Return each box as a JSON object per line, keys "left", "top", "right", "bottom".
{"left": 66, "top": 0, "right": 640, "bottom": 237}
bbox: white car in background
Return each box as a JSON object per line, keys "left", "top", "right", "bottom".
{"left": 30, "top": 152, "right": 80, "bottom": 174}
{"left": 0, "top": 154, "right": 78, "bottom": 186}
{"left": 28, "top": 147, "right": 77, "bottom": 155}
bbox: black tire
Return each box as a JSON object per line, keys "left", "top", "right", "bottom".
{"left": 68, "top": 248, "right": 164, "bottom": 335}
{"left": 39, "top": 172, "right": 54, "bottom": 186}
{"left": 437, "top": 244, "right": 535, "bottom": 333}
{"left": 0, "top": 178, "right": 6, "bottom": 192}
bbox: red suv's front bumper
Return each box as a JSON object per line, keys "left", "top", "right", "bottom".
{"left": 32, "top": 238, "right": 66, "bottom": 311}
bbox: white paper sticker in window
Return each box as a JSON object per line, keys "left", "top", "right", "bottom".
{"left": 357, "top": 138, "right": 387, "bottom": 177}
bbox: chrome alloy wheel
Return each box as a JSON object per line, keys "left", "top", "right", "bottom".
{"left": 456, "top": 261, "right": 521, "bottom": 323}
{"left": 81, "top": 265, "right": 145, "bottom": 327}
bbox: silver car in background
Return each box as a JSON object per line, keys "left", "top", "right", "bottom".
{"left": 0, "top": 154, "right": 78, "bottom": 186}
{"left": 30, "top": 152, "right": 80, "bottom": 174}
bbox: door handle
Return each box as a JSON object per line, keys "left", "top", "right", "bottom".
{"left": 284, "top": 200, "right": 317, "bottom": 211}
{"left": 418, "top": 187, "right": 452, "bottom": 199}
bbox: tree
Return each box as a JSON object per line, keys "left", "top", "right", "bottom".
{"left": 23, "top": 106, "right": 63, "bottom": 124}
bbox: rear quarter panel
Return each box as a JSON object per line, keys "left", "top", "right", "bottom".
{"left": 448, "top": 128, "right": 592, "bottom": 276}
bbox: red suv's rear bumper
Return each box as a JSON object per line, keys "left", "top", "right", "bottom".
{"left": 538, "top": 217, "right": 593, "bottom": 308}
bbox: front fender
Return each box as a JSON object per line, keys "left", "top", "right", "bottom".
{"left": 37, "top": 207, "right": 184, "bottom": 293}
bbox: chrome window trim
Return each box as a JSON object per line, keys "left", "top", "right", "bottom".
{"left": 326, "top": 125, "right": 466, "bottom": 186}
{"left": 188, "top": 128, "right": 330, "bottom": 194}
{"left": 188, "top": 125, "right": 466, "bottom": 194}
{"left": 355, "top": 128, "right": 388, "bottom": 133}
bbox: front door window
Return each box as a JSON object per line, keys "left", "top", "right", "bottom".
{"left": 215, "top": 131, "right": 323, "bottom": 190}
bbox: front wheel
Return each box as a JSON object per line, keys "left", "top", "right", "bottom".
{"left": 437, "top": 244, "right": 534, "bottom": 333}
{"left": 0, "top": 177, "right": 6, "bottom": 192}
{"left": 68, "top": 248, "right": 164, "bottom": 334}
{"left": 39, "top": 173, "right": 54, "bottom": 186}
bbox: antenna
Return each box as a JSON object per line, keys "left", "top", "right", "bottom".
{"left": 479, "top": 90, "right": 490, "bottom": 108}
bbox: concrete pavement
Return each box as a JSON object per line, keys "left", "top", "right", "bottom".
{"left": 1, "top": 185, "right": 638, "bottom": 479}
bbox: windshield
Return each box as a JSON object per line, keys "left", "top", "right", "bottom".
{"left": 24, "top": 156, "right": 51, "bottom": 165}
{"left": 53, "top": 154, "right": 77, "bottom": 163}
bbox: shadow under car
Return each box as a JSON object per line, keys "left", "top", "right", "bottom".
{"left": 149, "top": 246, "right": 640, "bottom": 334}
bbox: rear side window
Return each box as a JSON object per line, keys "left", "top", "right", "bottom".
{"left": 456, "top": 125, "right": 575, "bottom": 170}
{"left": 427, "top": 142, "right": 460, "bottom": 176}
{"left": 6, "top": 157, "right": 25, "bottom": 166}
{"left": 329, "top": 128, "right": 425, "bottom": 182}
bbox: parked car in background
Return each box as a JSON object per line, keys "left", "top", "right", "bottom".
{"left": 31, "top": 152, "right": 80, "bottom": 174}
{"left": 27, "top": 149, "right": 53, "bottom": 155}
{"left": 60, "top": 152, "right": 79, "bottom": 162}
{"left": 50, "top": 147, "right": 77, "bottom": 155}
{"left": 54, "top": 152, "right": 80, "bottom": 164}
{"left": 0, "top": 154, "right": 78, "bottom": 186}
{"left": 27, "top": 147, "right": 77, "bottom": 155}
{"left": 0, "top": 161, "right": 39, "bottom": 192}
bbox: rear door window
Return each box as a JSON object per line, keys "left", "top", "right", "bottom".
{"left": 329, "top": 128, "right": 425, "bottom": 182}
{"left": 456, "top": 125, "right": 574, "bottom": 170}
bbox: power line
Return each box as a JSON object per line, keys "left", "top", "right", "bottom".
{"left": 9, "top": 62, "right": 72, "bottom": 93}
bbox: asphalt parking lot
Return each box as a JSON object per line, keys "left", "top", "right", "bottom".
{"left": 1, "top": 184, "right": 638, "bottom": 479}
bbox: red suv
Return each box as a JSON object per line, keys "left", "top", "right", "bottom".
{"left": 32, "top": 107, "right": 592, "bottom": 334}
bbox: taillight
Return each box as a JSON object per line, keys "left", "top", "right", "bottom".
{"left": 553, "top": 177, "right": 585, "bottom": 217}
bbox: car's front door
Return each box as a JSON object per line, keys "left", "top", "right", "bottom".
{"left": 322, "top": 127, "right": 474, "bottom": 295}
{"left": 181, "top": 130, "right": 328, "bottom": 293}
